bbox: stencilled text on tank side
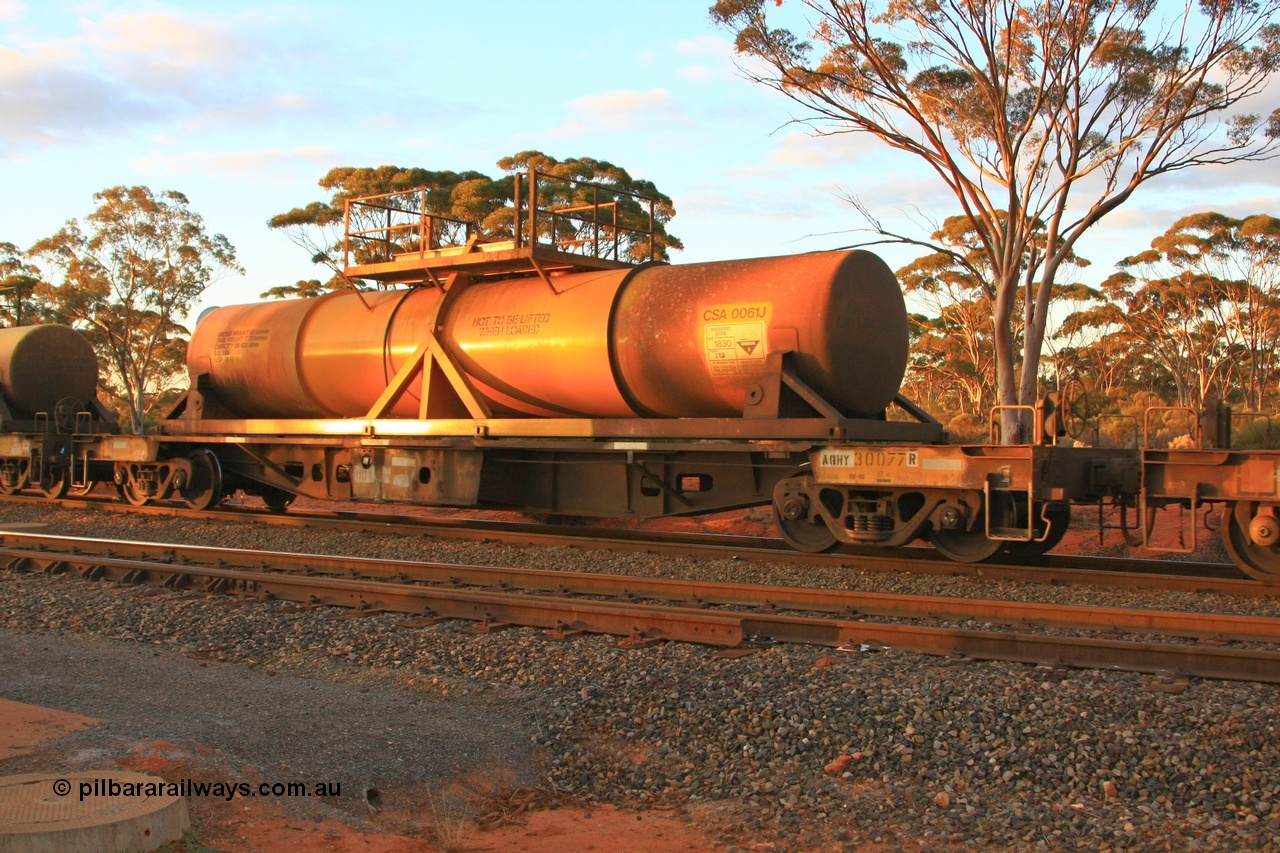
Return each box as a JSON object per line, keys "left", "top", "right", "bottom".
{"left": 471, "top": 312, "right": 551, "bottom": 338}
{"left": 212, "top": 328, "right": 270, "bottom": 363}
{"left": 702, "top": 304, "right": 770, "bottom": 376}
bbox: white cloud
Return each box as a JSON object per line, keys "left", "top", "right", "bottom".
{"left": 549, "top": 88, "right": 687, "bottom": 137}
{"left": 722, "top": 165, "right": 774, "bottom": 178}
{"left": 678, "top": 65, "right": 715, "bottom": 81}
{"left": 770, "top": 130, "right": 880, "bottom": 167}
{"left": 89, "top": 11, "right": 249, "bottom": 78}
{"left": 134, "top": 145, "right": 336, "bottom": 176}
{"left": 675, "top": 35, "right": 734, "bottom": 60}
{"left": 0, "top": 8, "right": 309, "bottom": 152}
{"left": 674, "top": 35, "right": 737, "bottom": 81}
{"left": 0, "top": 45, "right": 169, "bottom": 148}
{"left": 0, "top": 0, "right": 23, "bottom": 23}
{"left": 181, "top": 93, "right": 315, "bottom": 133}
{"left": 681, "top": 180, "right": 841, "bottom": 222}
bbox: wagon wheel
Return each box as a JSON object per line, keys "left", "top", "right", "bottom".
{"left": 773, "top": 472, "right": 840, "bottom": 553}
{"left": 1005, "top": 501, "right": 1072, "bottom": 558}
{"left": 115, "top": 465, "right": 151, "bottom": 507}
{"left": 120, "top": 480, "right": 151, "bottom": 506}
{"left": 776, "top": 511, "right": 840, "bottom": 553}
{"left": 35, "top": 463, "right": 70, "bottom": 500}
{"left": 929, "top": 494, "right": 1006, "bottom": 563}
{"left": 67, "top": 480, "right": 98, "bottom": 498}
{"left": 0, "top": 467, "right": 27, "bottom": 496}
{"left": 1220, "top": 501, "right": 1280, "bottom": 580}
{"left": 929, "top": 525, "right": 1006, "bottom": 563}
{"left": 261, "top": 486, "right": 296, "bottom": 514}
{"left": 180, "top": 450, "right": 224, "bottom": 511}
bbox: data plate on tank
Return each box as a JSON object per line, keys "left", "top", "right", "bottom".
{"left": 0, "top": 436, "right": 29, "bottom": 457}
{"left": 210, "top": 327, "right": 271, "bottom": 365}
{"left": 814, "top": 446, "right": 973, "bottom": 487}
{"left": 702, "top": 303, "right": 770, "bottom": 377}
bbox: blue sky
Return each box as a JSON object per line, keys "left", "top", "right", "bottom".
{"left": 1, "top": 0, "right": 1277, "bottom": 324}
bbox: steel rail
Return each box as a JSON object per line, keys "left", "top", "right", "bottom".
{"left": 3, "top": 532, "right": 1277, "bottom": 643}
{"left": 2, "top": 494, "right": 1270, "bottom": 596}
{"left": 3, "top": 533, "right": 1280, "bottom": 683}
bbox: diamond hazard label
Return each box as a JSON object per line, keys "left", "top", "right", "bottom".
{"left": 703, "top": 303, "right": 771, "bottom": 377}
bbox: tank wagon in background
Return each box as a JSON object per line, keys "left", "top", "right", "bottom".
{"left": 0, "top": 324, "right": 117, "bottom": 497}
{"left": 6, "top": 170, "right": 1280, "bottom": 580}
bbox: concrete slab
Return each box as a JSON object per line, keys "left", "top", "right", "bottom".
{"left": 0, "top": 770, "right": 189, "bottom": 853}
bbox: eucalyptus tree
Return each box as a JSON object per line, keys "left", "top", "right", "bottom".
{"left": 30, "top": 187, "right": 241, "bottom": 432}
{"left": 1061, "top": 266, "right": 1238, "bottom": 407}
{"left": 0, "top": 242, "right": 44, "bottom": 326}
{"left": 266, "top": 151, "right": 682, "bottom": 297}
{"left": 1127, "top": 213, "right": 1280, "bottom": 409}
{"left": 713, "top": 0, "right": 1280, "bottom": 437}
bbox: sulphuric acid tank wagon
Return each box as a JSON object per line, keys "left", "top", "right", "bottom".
{"left": 185, "top": 250, "right": 908, "bottom": 422}
{"left": 126, "top": 175, "right": 945, "bottom": 542}
{"left": 0, "top": 325, "right": 98, "bottom": 421}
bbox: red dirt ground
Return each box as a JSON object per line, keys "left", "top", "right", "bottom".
{"left": 0, "top": 695, "right": 728, "bottom": 852}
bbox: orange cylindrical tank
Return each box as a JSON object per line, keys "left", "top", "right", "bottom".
{"left": 186, "top": 250, "right": 907, "bottom": 420}
{"left": 0, "top": 325, "right": 99, "bottom": 418}
{"left": 611, "top": 251, "right": 905, "bottom": 417}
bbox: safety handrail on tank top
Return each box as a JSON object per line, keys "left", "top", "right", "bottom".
{"left": 340, "top": 168, "right": 661, "bottom": 278}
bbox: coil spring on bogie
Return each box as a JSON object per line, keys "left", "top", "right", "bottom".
{"left": 848, "top": 514, "right": 893, "bottom": 533}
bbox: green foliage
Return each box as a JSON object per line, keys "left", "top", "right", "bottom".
{"left": 1059, "top": 211, "right": 1280, "bottom": 411}
{"left": 903, "top": 207, "right": 1280, "bottom": 436}
{"left": 260, "top": 279, "right": 326, "bottom": 300}
{"left": 0, "top": 241, "right": 47, "bottom": 326}
{"left": 1232, "top": 416, "right": 1280, "bottom": 450}
{"left": 498, "top": 150, "right": 682, "bottom": 261}
{"left": 713, "top": 0, "right": 1280, "bottom": 428}
{"left": 264, "top": 151, "right": 682, "bottom": 299}
{"left": 29, "top": 186, "right": 242, "bottom": 433}
{"left": 897, "top": 213, "right": 1091, "bottom": 416}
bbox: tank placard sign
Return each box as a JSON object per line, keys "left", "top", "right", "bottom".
{"left": 702, "top": 303, "right": 770, "bottom": 376}
{"left": 212, "top": 328, "right": 271, "bottom": 363}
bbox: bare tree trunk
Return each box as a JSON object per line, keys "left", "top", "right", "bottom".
{"left": 1018, "top": 264, "right": 1060, "bottom": 416}
{"left": 993, "top": 278, "right": 1021, "bottom": 442}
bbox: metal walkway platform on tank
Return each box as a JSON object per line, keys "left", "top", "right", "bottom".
{"left": 341, "top": 168, "right": 659, "bottom": 287}
{"left": 344, "top": 241, "right": 636, "bottom": 286}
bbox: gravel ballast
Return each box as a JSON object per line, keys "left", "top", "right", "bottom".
{"left": 2, "top": 502, "right": 1279, "bottom": 851}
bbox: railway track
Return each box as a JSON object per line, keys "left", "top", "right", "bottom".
{"left": 4, "top": 531, "right": 1279, "bottom": 684}
{"left": 2, "top": 493, "right": 1272, "bottom": 598}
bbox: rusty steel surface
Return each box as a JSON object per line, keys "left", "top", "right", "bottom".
{"left": 343, "top": 245, "right": 636, "bottom": 284}
{"left": 3, "top": 533, "right": 1280, "bottom": 684}
{"left": 612, "top": 250, "right": 906, "bottom": 418}
{"left": 5, "top": 494, "right": 1271, "bottom": 597}
{"left": 0, "top": 325, "right": 98, "bottom": 418}
{"left": 187, "top": 250, "right": 908, "bottom": 421}
{"left": 4, "top": 531, "right": 1277, "bottom": 643}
